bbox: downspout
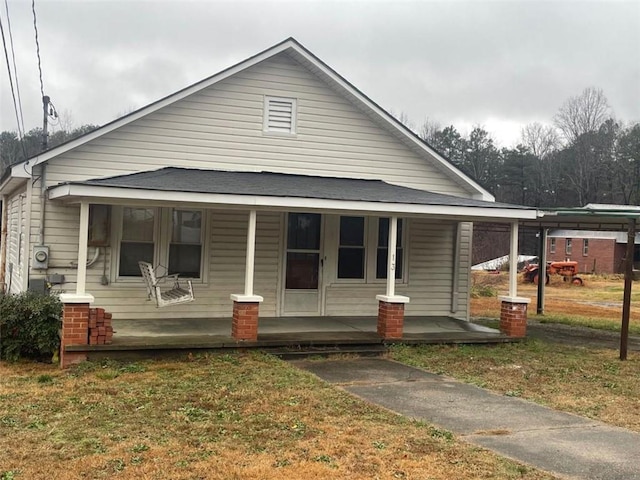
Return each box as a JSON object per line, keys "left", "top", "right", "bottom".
{"left": 450, "top": 222, "right": 461, "bottom": 313}
{"left": 0, "top": 195, "right": 8, "bottom": 292}
{"left": 39, "top": 164, "right": 46, "bottom": 246}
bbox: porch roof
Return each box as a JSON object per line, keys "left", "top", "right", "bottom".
{"left": 49, "top": 167, "right": 537, "bottom": 221}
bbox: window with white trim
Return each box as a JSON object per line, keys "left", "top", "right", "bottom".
{"left": 338, "top": 216, "right": 366, "bottom": 279}
{"left": 119, "top": 207, "right": 156, "bottom": 277}
{"left": 566, "top": 238, "right": 572, "bottom": 255}
{"left": 169, "top": 210, "right": 203, "bottom": 278}
{"left": 582, "top": 239, "right": 589, "bottom": 256}
{"left": 336, "top": 216, "right": 406, "bottom": 282}
{"left": 117, "top": 207, "right": 206, "bottom": 279}
{"left": 549, "top": 238, "right": 556, "bottom": 254}
{"left": 263, "top": 96, "right": 297, "bottom": 134}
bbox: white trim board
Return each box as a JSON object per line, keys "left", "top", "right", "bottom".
{"left": 48, "top": 183, "right": 537, "bottom": 221}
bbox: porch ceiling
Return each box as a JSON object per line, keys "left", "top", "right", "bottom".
{"left": 48, "top": 167, "right": 537, "bottom": 222}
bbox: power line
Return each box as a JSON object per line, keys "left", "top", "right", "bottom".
{"left": 4, "top": 0, "right": 25, "bottom": 137}
{"left": 31, "top": 0, "right": 44, "bottom": 101}
{"left": 0, "top": 12, "right": 23, "bottom": 139}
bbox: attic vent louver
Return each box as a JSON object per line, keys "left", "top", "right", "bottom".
{"left": 264, "top": 96, "right": 297, "bottom": 134}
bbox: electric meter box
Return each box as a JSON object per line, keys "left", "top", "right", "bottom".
{"left": 33, "top": 246, "right": 49, "bottom": 270}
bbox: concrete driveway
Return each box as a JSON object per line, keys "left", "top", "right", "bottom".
{"left": 292, "top": 358, "right": 640, "bottom": 480}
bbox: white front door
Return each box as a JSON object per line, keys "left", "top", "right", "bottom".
{"left": 282, "top": 213, "right": 323, "bottom": 315}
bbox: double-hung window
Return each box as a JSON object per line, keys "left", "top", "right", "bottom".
{"left": 119, "top": 207, "right": 156, "bottom": 277}
{"left": 117, "top": 207, "right": 205, "bottom": 279}
{"left": 336, "top": 216, "right": 406, "bottom": 282}
{"left": 566, "top": 238, "right": 572, "bottom": 255}
{"left": 169, "top": 210, "right": 203, "bottom": 278}
{"left": 337, "top": 216, "right": 366, "bottom": 279}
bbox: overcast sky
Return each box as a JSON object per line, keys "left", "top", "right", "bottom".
{"left": 1, "top": 0, "right": 639, "bottom": 147}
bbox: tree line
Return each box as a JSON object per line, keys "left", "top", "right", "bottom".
{"left": 0, "top": 124, "right": 99, "bottom": 175}
{"left": 417, "top": 87, "right": 639, "bottom": 208}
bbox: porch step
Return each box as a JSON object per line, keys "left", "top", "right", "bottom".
{"left": 264, "top": 344, "right": 388, "bottom": 360}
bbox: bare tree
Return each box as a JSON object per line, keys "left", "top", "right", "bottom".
{"left": 389, "top": 109, "right": 415, "bottom": 132}
{"left": 418, "top": 117, "right": 441, "bottom": 145}
{"left": 520, "top": 122, "right": 560, "bottom": 159}
{"left": 553, "top": 87, "right": 611, "bottom": 142}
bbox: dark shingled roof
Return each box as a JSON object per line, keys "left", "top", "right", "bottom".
{"left": 67, "top": 167, "right": 531, "bottom": 210}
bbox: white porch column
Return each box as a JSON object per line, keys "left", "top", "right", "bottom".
{"left": 230, "top": 210, "right": 263, "bottom": 341}
{"left": 244, "top": 209, "right": 257, "bottom": 297}
{"left": 498, "top": 220, "right": 530, "bottom": 338}
{"left": 375, "top": 215, "right": 409, "bottom": 340}
{"left": 386, "top": 215, "right": 398, "bottom": 297}
{"left": 76, "top": 201, "right": 89, "bottom": 295}
{"left": 508, "top": 220, "right": 518, "bottom": 298}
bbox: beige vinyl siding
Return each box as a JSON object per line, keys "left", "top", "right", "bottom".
{"left": 31, "top": 52, "right": 477, "bottom": 320}
{"left": 5, "top": 188, "right": 26, "bottom": 293}
{"left": 47, "top": 208, "right": 282, "bottom": 320}
{"left": 324, "top": 218, "right": 468, "bottom": 318}
{"left": 44, "top": 53, "right": 468, "bottom": 196}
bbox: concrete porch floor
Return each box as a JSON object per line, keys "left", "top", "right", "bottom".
{"left": 67, "top": 316, "right": 513, "bottom": 355}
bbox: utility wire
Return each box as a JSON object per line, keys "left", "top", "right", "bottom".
{"left": 0, "top": 13, "right": 24, "bottom": 140}
{"left": 32, "top": 0, "right": 44, "bottom": 101}
{"left": 4, "top": 0, "right": 25, "bottom": 137}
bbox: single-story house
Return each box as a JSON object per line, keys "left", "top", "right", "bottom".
{"left": 547, "top": 230, "right": 640, "bottom": 274}
{"left": 0, "top": 38, "right": 537, "bottom": 367}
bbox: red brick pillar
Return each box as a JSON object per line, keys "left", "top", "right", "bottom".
{"left": 375, "top": 295, "right": 410, "bottom": 340}
{"left": 60, "top": 303, "right": 89, "bottom": 368}
{"left": 232, "top": 301, "right": 259, "bottom": 341}
{"left": 498, "top": 297, "right": 530, "bottom": 338}
{"left": 59, "top": 294, "right": 94, "bottom": 368}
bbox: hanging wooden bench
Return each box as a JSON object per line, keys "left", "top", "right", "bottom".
{"left": 138, "top": 261, "right": 195, "bottom": 308}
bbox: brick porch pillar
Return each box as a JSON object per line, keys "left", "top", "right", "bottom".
{"left": 375, "top": 295, "right": 410, "bottom": 340}
{"left": 230, "top": 294, "right": 263, "bottom": 341}
{"left": 59, "top": 293, "right": 94, "bottom": 368}
{"left": 498, "top": 296, "right": 531, "bottom": 338}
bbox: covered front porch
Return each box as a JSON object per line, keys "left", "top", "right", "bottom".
{"left": 65, "top": 315, "right": 512, "bottom": 359}
{"left": 48, "top": 168, "right": 539, "bottom": 367}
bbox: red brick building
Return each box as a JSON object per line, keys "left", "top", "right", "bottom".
{"left": 547, "top": 230, "right": 640, "bottom": 274}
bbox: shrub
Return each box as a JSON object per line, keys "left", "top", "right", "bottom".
{"left": 0, "top": 292, "right": 62, "bottom": 361}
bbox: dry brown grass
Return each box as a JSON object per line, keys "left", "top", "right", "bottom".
{"left": 471, "top": 271, "right": 640, "bottom": 332}
{"left": 0, "top": 353, "right": 554, "bottom": 480}
{"left": 392, "top": 342, "right": 640, "bottom": 433}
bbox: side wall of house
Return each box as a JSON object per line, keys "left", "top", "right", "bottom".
{"left": 4, "top": 186, "right": 28, "bottom": 294}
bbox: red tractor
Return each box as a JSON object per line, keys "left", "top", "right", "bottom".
{"left": 522, "top": 261, "right": 584, "bottom": 286}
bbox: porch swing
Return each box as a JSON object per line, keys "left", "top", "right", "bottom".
{"left": 138, "top": 261, "right": 195, "bottom": 307}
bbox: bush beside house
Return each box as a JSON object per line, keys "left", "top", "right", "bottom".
{"left": 0, "top": 292, "right": 62, "bottom": 361}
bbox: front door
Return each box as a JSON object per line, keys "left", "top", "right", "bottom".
{"left": 283, "top": 213, "right": 323, "bottom": 315}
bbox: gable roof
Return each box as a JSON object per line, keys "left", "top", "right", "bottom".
{"left": 48, "top": 167, "right": 536, "bottom": 221}
{"left": 3, "top": 37, "right": 493, "bottom": 200}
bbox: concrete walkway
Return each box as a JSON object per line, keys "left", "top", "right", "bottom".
{"left": 293, "top": 358, "right": 640, "bottom": 480}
